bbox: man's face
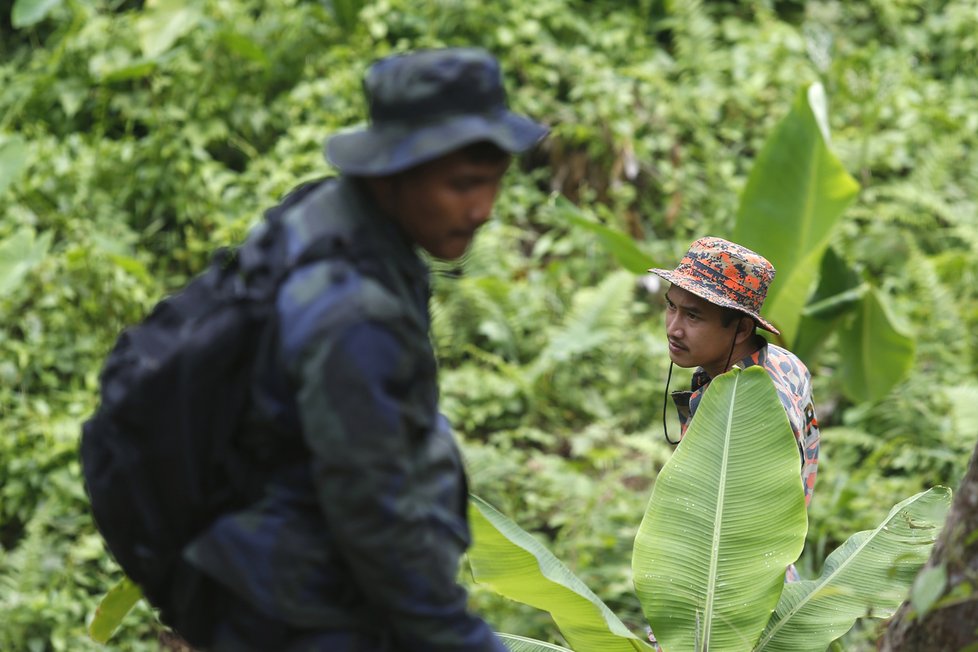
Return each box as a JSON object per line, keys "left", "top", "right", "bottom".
{"left": 664, "top": 285, "right": 739, "bottom": 376}
{"left": 381, "top": 149, "right": 512, "bottom": 260}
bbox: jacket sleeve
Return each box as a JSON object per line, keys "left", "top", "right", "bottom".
{"left": 290, "top": 314, "right": 508, "bottom": 652}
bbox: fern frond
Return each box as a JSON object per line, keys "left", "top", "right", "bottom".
{"left": 668, "top": 0, "right": 719, "bottom": 74}
{"left": 529, "top": 270, "right": 636, "bottom": 380}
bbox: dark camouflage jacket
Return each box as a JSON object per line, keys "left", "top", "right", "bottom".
{"left": 184, "top": 177, "right": 507, "bottom": 651}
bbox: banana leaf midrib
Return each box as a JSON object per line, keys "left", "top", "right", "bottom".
{"left": 755, "top": 500, "right": 909, "bottom": 649}
{"left": 703, "top": 371, "right": 742, "bottom": 647}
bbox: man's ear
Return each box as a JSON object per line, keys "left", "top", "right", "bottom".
{"left": 735, "top": 316, "right": 755, "bottom": 344}
{"left": 364, "top": 175, "right": 399, "bottom": 213}
{"left": 364, "top": 175, "right": 391, "bottom": 197}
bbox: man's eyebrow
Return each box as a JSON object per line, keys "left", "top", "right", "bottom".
{"left": 665, "top": 291, "right": 701, "bottom": 314}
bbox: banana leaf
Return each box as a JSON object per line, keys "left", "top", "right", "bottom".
{"left": 754, "top": 486, "right": 951, "bottom": 651}
{"left": 550, "top": 193, "right": 655, "bottom": 275}
{"left": 793, "top": 247, "right": 866, "bottom": 363}
{"left": 837, "top": 286, "right": 915, "bottom": 403}
{"left": 468, "top": 495, "right": 651, "bottom": 652}
{"left": 732, "top": 83, "right": 860, "bottom": 344}
{"left": 632, "top": 366, "right": 808, "bottom": 652}
{"left": 499, "top": 633, "right": 575, "bottom": 652}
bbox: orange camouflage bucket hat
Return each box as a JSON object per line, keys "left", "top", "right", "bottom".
{"left": 650, "top": 236, "right": 780, "bottom": 335}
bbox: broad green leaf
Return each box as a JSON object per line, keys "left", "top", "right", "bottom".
{"left": 799, "top": 248, "right": 864, "bottom": 320}
{"left": 551, "top": 194, "right": 654, "bottom": 275}
{"left": 88, "top": 577, "right": 143, "bottom": 643}
{"left": 217, "top": 31, "right": 270, "bottom": 66}
{"left": 468, "top": 495, "right": 650, "bottom": 652}
{"left": 0, "top": 135, "right": 29, "bottom": 197}
{"left": 499, "top": 633, "right": 574, "bottom": 652}
{"left": 0, "top": 227, "right": 52, "bottom": 298}
{"left": 755, "top": 487, "right": 951, "bottom": 652}
{"left": 102, "top": 61, "right": 158, "bottom": 83}
{"left": 910, "top": 563, "right": 947, "bottom": 618}
{"left": 633, "top": 366, "right": 807, "bottom": 652}
{"left": 837, "top": 287, "right": 915, "bottom": 403}
{"left": 793, "top": 247, "right": 865, "bottom": 362}
{"left": 11, "top": 0, "right": 63, "bottom": 28}
{"left": 88, "top": 47, "right": 158, "bottom": 82}
{"left": 733, "top": 83, "right": 860, "bottom": 343}
{"left": 136, "top": 0, "right": 203, "bottom": 59}
{"left": 108, "top": 254, "right": 153, "bottom": 282}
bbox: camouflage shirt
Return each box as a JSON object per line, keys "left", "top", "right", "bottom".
{"left": 184, "top": 177, "right": 507, "bottom": 651}
{"left": 671, "top": 337, "right": 820, "bottom": 507}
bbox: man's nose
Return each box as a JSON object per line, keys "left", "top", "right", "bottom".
{"left": 666, "top": 314, "right": 682, "bottom": 337}
{"left": 469, "top": 188, "right": 497, "bottom": 225}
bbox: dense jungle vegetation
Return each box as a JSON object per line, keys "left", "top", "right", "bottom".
{"left": 2, "top": 0, "right": 978, "bottom": 650}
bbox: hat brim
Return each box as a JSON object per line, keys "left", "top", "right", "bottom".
{"left": 325, "top": 111, "right": 548, "bottom": 176}
{"left": 650, "top": 268, "right": 781, "bottom": 335}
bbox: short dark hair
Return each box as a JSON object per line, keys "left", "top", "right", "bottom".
{"left": 457, "top": 140, "right": 510, "bottom": 164}
{"left": 721, "top": 307, "right": 755, "bottom": 331}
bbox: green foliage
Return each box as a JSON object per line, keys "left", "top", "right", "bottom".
{"left": 88, "top": 577, "right": 142, "bottom": 644}
{"left": 0, "top": 227, "right": 51, "bottom": 298}
{"left": 836, "top": 287, "right": 915, "bottom": 403}
{"left": 633, "top": 368, "right": 807, "bottom": 651}
{"left": 0, "top": 134, "right": 29, "bottom": 194}
{"left": 733, "top": 83, "right": 860, "bottom": 344}
{"left": 499, "top": 633, "right": 574, "bottom": 652}
{"left": 469, "top": 495, "right": 648, "bottom": 651}
{"left": 2, "top": 0, "right": 977, "bottom": 649}
{"left": 467, "top": 372, "right": 951, "bottom": 652}
{"left": 11, "top": 0, "right": 63, "bottom": 29}
{"left": 755, "top": 488, "right": 949, "bottom": 651}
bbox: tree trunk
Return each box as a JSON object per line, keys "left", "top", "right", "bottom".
{"left": 879, "top": 439, "right": 978, "bottom": 650}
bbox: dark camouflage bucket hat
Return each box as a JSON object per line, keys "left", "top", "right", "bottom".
{"left": 326, "top": 48, "right": 549, "bottom": 176}
{"left": 650, "top": 236, "right": 780, "bottom": 335}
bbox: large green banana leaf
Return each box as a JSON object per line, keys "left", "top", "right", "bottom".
{"left": 468, "top": 495, "right": 651, "bottom": 652}
{"left": 632, "top": 366, "right": 808, "bottom": 652}
{"left": 499, "top": 633, "right": 575, "bottom": 652}
{"left": 792, "top": 247, "right": 866, "bottom": 363}
{"left": 837, "top": 286, "right": 916, "bottom": 403}
{"left": 732, "top": 83, "right": 860, "bottom": 344}
{"left": 754, "top": 486, "right": 951, "bottom": 652}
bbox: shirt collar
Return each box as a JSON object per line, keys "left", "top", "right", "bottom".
{"left": 338, "top": 176, "right": 429, "bottom": 281}
{"left": 690, "top": 335, "right": 770, "bottom": 392}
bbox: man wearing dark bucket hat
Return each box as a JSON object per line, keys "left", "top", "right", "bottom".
{"left": 179, "top": 48, "right": 548, "bottom": 650}
{"left": 650, "top": 237, "right": 820, "bottom": 513}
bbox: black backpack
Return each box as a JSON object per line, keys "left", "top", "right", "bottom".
{"left": 80, "top": 178, "right": 330, "bottom": 643}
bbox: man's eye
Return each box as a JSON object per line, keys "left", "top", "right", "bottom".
{"left": 451, "top": 179, "right": 478, "bottom": 192}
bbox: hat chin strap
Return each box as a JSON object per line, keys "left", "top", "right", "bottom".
{"left": 662, "top": 331, "right": 739, "bottom": 447}
{"left": 722, "top": 329, "right": 738, "bottom": 376}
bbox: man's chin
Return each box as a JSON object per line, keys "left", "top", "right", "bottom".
{"left": 668, "top": 352, "right": 694, "bottom": 368}
{"left": 426, "top": 240, "right": 473, "bottom": 261}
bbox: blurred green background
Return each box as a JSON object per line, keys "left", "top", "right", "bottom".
{"left": 2, "top": 0, "right": 977, "bottom": 649}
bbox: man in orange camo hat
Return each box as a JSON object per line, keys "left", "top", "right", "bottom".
{"left": 651, "top": 236, "right": 819, "bottom": 520}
